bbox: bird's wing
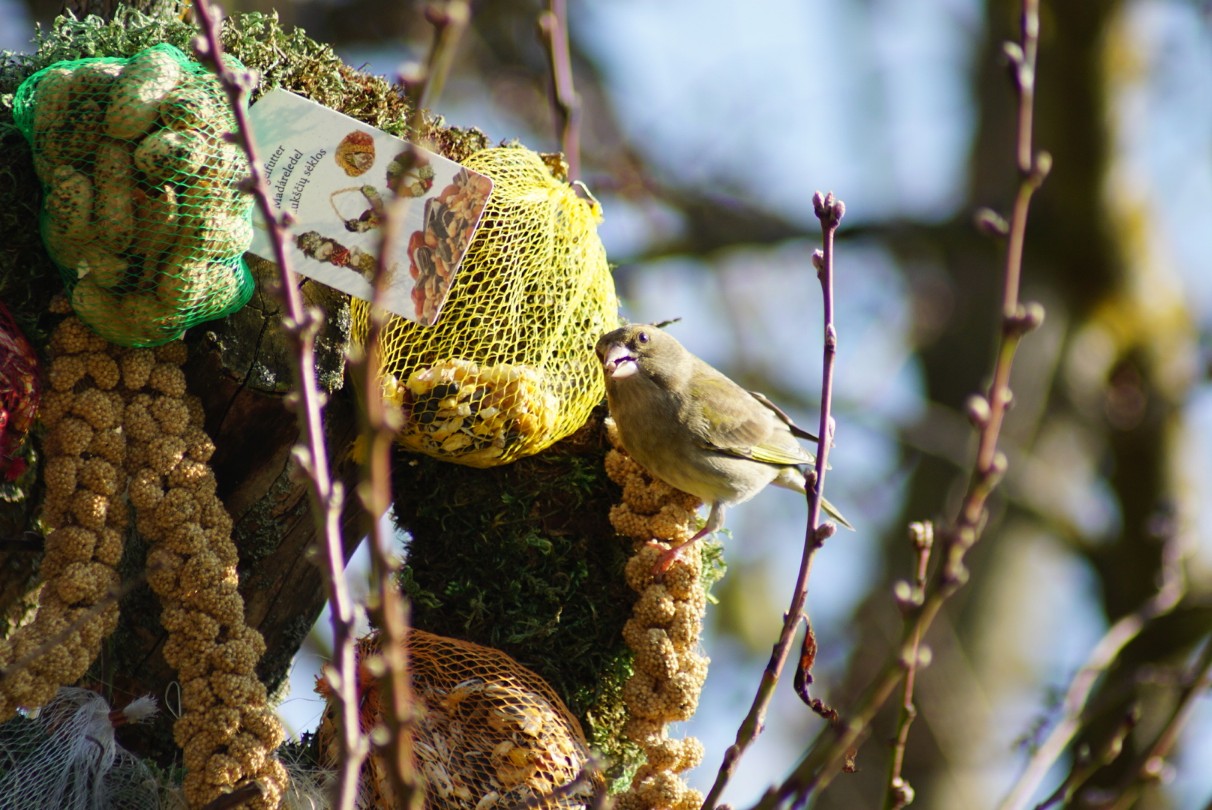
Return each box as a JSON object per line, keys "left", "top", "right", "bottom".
{"left": 685, "top": 374, "right": 810, "bottom": 466}
{"left": 748, "top": 390, "right": 820, "bottom": 443}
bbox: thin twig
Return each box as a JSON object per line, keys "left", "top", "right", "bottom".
{"left": 1101, "top": 632, "right": 1212, "bottom": 810}
{"left": 189, "top": 4, "right": 367, "bottom": 806}
{"left": 1034, "top": 711, "right": 1138, "bottom": 810}
{"left": 537, "top": 0, "right": 582, "bottom": 180}
{"left": 769, "top": 0, "right": 1050, "bottom": 799}
{"left": 882, "top": 522, "right": 935, "bottom": 810}
{"left": 508, "top": 764, "right": 602, "bottom": 810}
{"left": 350, "top": 3, "right": 471, "bottom": 807}
{"left": 702, "top": 191, "right": 845, "bottom": 809}
{"left": 996, "top": 530, "right": 1185, "bottom": 810}
{"left": 196, "top": 782, "right": 266, "bottom": 810}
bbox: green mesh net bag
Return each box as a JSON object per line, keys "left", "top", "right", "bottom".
{"left": 12, "top": 43, "right": 254, "bottom": 347}
{"left": 351, "top": 146, "right": 619, "bottom": 468}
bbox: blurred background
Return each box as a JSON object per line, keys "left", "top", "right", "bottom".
{"left": 4, "top": 0, "right": 1212, "bottom": 808}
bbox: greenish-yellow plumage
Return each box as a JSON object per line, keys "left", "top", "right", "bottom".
{"left": 596, "top": 324, "right": 852, "bottom": 571}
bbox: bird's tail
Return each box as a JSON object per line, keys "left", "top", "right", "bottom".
{"left": 821, "top": 496, "right": 855, "bottom": 531}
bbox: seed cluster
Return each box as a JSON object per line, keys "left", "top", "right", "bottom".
{"left": 317, "top": 629, "right": 601, "bottom": 809}
{"left": 1, "top": 308, "right": 286, "bottom": 807}
{"left": 123, "top": 340, "right": 287, "bottom": 808}
{"left": 385, "top": 358, "right": 558, "bottom": 468}
{"left": 605, "top": 420, "right": 709, "bottom": 810}
{"left": 0, "top": 314, "right": 127, "bottom": 716}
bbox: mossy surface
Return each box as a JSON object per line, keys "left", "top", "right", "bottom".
{"left": 392, "top": 408, "right": 642, "bottom": 778}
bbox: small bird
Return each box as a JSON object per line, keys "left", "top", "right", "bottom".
{"left": 596, "top": 324, "right": 853, "bottom": 573}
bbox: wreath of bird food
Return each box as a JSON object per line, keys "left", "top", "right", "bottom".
{"left": 0, "top": 8, "right": 718, "bottom": 810}
{"left": 12, "top": 43, "right": 256, "bottom": 348}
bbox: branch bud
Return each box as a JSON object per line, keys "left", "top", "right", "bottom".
{"left": 908, "top": 521, "right": 934, "bottom": 553}
{"left": 890, "top": 778, "right": 915, "bottom": 807}
{"left": 965, "top": 395, "right": 991, "bottom": 428}
{"left": 1002, "top": 41, "right": 1024, "bottom": 69}
{"left": 1032, "top": 151, "right": 1053, "bottom": 183}
{"left": 812, "top": 191, "right": 845, "bottom": 228}
{"left": 973, "top": 207, "right": 1009, "bottom": 238}
{"left": 1006, "top": 301, "right": 1045, "bottom": 335}
{"left": 916, "top": 645, "right": 933, "bottom": 668}
{"left": 893, "top": 580, "right": 919, "bottom": 612}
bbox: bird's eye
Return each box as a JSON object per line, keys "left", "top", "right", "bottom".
{"left": 637, "top": 331, "right": 649, "bottom": 344}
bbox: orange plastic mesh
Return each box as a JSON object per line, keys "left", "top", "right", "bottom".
{"left": 350, "top": 146, "right": 619, "bottom": 468}
{"left": 317, "top": 628, "right": 602, "bottom": 809}
{"left": 12, "top": 43, "right": 254, "bottom": 347}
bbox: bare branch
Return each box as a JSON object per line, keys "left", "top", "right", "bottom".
{"left": 703, "top": 191, "right": 847, "bottom": 808}
{"left": 537, "top": 0, "right": 583, "bottom": 180}
{"left": 189, "top": 3, "right": 368, "bottom": 804}
{"left": 765, "top": 0, "right": 1050, "bottom": 799}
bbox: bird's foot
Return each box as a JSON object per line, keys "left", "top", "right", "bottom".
{"left": 649, "top": 538, "right": 701, "bottom": 578}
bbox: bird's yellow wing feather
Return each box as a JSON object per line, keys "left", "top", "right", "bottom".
{"left": 684, "top": 374, "right": 810, "bottom": 466}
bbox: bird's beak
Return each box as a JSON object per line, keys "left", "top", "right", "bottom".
{"left": 600, "top": 343, "right": 639, "bottom": 380}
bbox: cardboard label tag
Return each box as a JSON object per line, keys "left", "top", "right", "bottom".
{"left": 246, "top": 89, "right": 492, "bottom": 324}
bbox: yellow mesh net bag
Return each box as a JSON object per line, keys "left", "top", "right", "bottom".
{"left": 316, "top": 628, "right": 603, "bottom": 809}
{"left": 350, "top": 146, "right": 618, "bottom": 467}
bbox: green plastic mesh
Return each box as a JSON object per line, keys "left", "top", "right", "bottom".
{"left": 351, "top": 147, "right": 619, "bottom": 468}
{"left": 12, "top": 43, "right": 254, "bottom": 347}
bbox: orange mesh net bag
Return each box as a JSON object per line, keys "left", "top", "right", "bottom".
{"left": 350, "top": 146, "right": 618, "bottom": 468}
{"left": 317, "top": 628, "right": 603, "bottom": 809}
{"left": 12, "top": 43, "right": 254, "bottom": 347}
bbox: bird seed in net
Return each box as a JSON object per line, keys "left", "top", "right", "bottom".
{"left": 317, "top": 628, "right": 603, "bottom": 809}
{"left": 351, "top": 146, "right": 619, "bottom": 468}
{"left": 13, "top": 43, "right": 255, "bottom": 347}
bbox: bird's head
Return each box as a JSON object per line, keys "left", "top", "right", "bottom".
{"left": 595, "top": 324, "right": 690, "bottom": 387}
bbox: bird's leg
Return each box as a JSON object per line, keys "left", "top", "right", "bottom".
{"left": 652, "top": 501, "right": 725, "bottom": 576}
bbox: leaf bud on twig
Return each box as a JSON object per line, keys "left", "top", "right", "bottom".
{"left": 973, "top": 207, "right": 1009, "bottom": 238}
{"left": 965, "top": 394, "right": 991, "bottom": 428}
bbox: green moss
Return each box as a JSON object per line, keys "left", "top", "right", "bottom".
{"left": 392, "top": 409, "right": 644, "bottom": 780}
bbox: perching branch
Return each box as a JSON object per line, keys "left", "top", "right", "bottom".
{"left": 703, "top": 191, "right": 846, "bottom": 809}
{"left": 190, "top": 3, "right": 368, "bottom": 806}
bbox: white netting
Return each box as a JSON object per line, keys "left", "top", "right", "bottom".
{"left": 0, "top": 688, "right": 162, "bottom": 810}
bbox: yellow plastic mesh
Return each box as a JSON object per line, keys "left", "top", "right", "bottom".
{"left": 12, "top": 43, "right": 254, "bottom": 347}
{"left": 317, "top": 628, "right": 603, "bottom": 809}
{"left": 350, "top": 146, "right": 619, "bottom": 467}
